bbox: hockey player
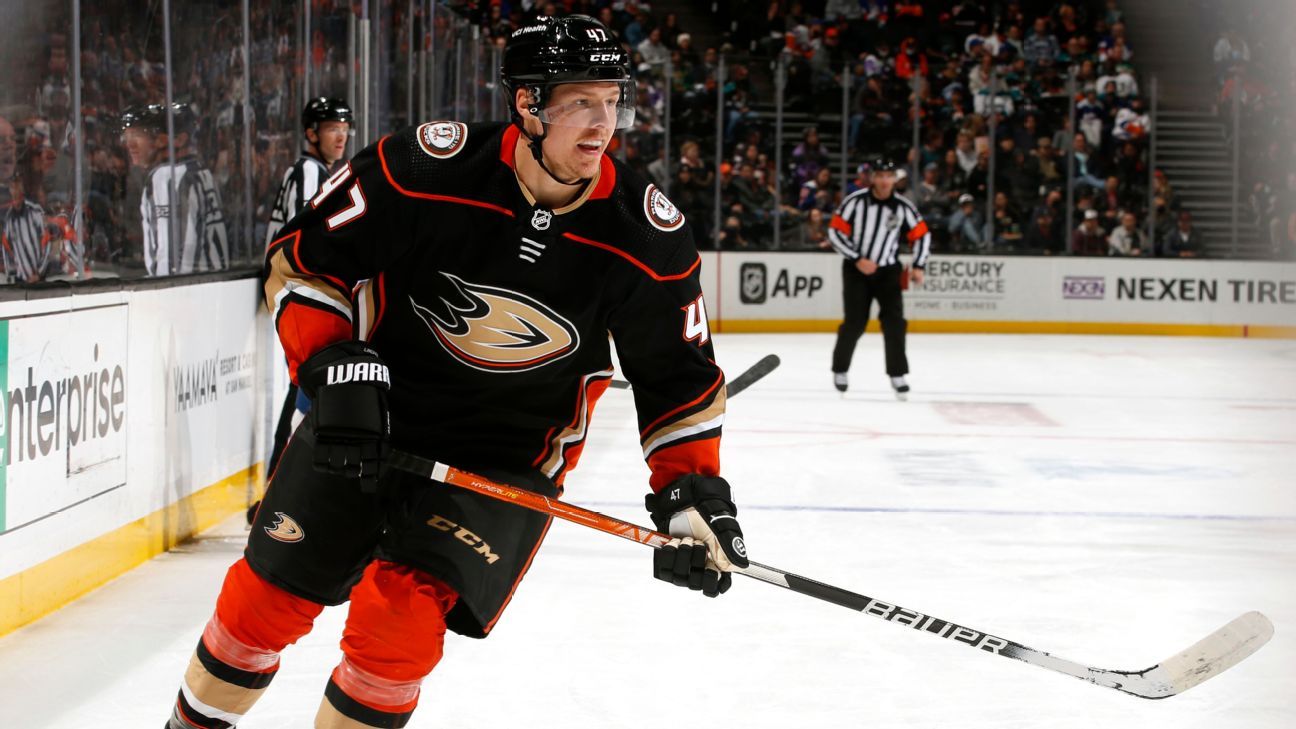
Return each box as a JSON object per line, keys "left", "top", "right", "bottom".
{"left": 264, "top": 97, "right": 355, "bottom": 480}
{"left": 120, "top": 102, "right": 229, "bottom": 276}
{"left": 166, "top": 14, "right": 748, "bottom": 729}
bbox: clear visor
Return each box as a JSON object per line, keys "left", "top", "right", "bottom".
{"left": 535, "top": 82, "right": 636, "bottom": 130}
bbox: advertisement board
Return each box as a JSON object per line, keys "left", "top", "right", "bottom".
{"left": 0, "top": 306, "right": 129, "bottom": 534}
{"left": 702, "top": 252, "right": 1296, "bottom": 334}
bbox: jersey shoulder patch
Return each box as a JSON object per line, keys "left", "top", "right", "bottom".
{"left": 415, "top": 121, "right": 469, "bottom": 159}
{"left": 643, "top": 184, "right": 685, "bottom": 232}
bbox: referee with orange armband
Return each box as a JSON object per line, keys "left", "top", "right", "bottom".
{"left": 826, "top": 158, "right": 932, "bottom": 400}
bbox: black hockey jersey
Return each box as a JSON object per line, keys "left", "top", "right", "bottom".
{"left": 265, "top": 122, "right": 724, "bottom": 491}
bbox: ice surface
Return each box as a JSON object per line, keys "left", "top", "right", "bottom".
{"left": 2, "top": 333, "right": 1292, "bottom": 728}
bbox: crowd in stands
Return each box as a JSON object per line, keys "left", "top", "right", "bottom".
{"left": 1, "top": 0, "right": 361, "bottom": 283}
{"left": 5, "top": 0, "right": 1290, "bottom": 285}
{"left": 1207, "top": 2, "right": 1296, "bottom": 259}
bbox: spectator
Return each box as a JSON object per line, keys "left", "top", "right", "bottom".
{"left": 719, "top": 213, "right": 749, "bottom": 249}
{"left": 1025, "top": 136, "right": 1063, "bottom": 190}
{"left": 791, "top": 126, "right": 830, "bottom": 187}
{"left": 845, "top": 163, "right": 871, "bottom": 196}
{"left": 948, "top": 193, "right": 985, "bottom": 251}
{"left": 1094, "top": 175, "right": 1128, "bottom": 229}
{"left": 638, "top": 27, "right": 670, "bottom": 67}
{"left": 1107, "top": 211, "right": 1145, "bottom": 256}
{"left": 955, "top": 130, "right": 978, "bottom": 175}
{"left": 1072, "top": 209, "right": 1107, "bottom": 255}
{"left": 1112, "top": 97, "right": 1150, "bottom": 142}
{"left": 794, "top": 207, "right": 831, "bottom": 250}
{"left": 798, "top": 167, "right": 838, "bottom": 213}
{"left": 913, "top": 162, "right": 951, "bottom": 231}
{"left": 1023, "top": 17, "right": 1060, "bottom": 66}
{"left": 1213, "top": 28, "right": 1250, "bottom": 78}
{"left": 1160, "top": 211, "right": 1204, "bottom": 258}
{"left": 991, "top": 190, "right": 1025, "bottom": 248}
{"left": 1024, "top": 209, "right": 1065, "bottom": 254}
{"left": 1070, "top": 133, "right": 1106, "bottom": 191}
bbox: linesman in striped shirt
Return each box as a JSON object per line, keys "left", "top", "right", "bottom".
{"left": 2, "top": 168, "right": 50, "bottom": 283}
{"left": 121, "top": 103, "right": 229, "bottom": 276}
{"left": 265, "top": 97, "right": 354, "bottom": 479}
{"left": 826, "top": 158, "right": 932, "bottom": 399}
{"left": 264, "top": 97, "right": 354, "bottom": 247}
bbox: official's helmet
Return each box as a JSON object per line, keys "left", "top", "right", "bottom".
{"left": 120, "top": 104, "right": 166, "bottom": 134}
{"left": 872, "top": 157, "right": 899, "bottom": 173}
{"left": 500, "top": 15, "right": 635, "bottom": 130}
{"left": 120, "top": 102, "right": 197, "bottom": 137}
{"left": 167, "top": 102, "right": 198, "bottom": 137}
{"left": 302, "top": 97, "right": 354, "bottom": 131}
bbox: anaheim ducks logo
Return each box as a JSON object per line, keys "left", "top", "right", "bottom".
{"left": 410, "top": 272, "right": 580, "bottom": 373}
{"left": 644, "top": 184, "right": 684, "bottom": 232}
{"left": 264, "top": 512, "right": 304, "bottom": 543}
{"left": 416, "top": 121, "right": 468, "bottom": 159}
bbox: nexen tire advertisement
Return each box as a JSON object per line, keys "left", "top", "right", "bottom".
{"left": 703, "top": 252, "right": 1296, "bottom": 329}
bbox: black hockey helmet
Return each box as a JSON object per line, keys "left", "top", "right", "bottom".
{"left": 167, "top": 102, "right": 198, "bottom": 137}
{"left": 872, "top": 157, "right": 898, "bottom": 173}
{"left": 120, "top": 104, "right": 166, "bottom": 134}
{"left": 120, "top": 102, "right": 197, "bottom": 137}
{"left": 500, "top": 14, "right": 634, "bottom": 130}
{"left": 302, "top": 97, "right": 354, "bottom": 131}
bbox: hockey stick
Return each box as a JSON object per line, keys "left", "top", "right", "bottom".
{"left": 609, "top": 354, "right": 780, "bottom": 397}
{"left": 387, "top": 449, "right": 1273, "bottom": 700}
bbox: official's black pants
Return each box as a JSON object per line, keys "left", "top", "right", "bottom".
{"left": 831, "top": 261, "right": 908, "bottom": 377}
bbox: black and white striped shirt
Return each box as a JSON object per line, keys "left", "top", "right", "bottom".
{"left": 827, "top": 188, "right": 933, "bottom": 269}
{"left": 2, "top": 200, "right": 50, "bottom": 283}
{"left": 141, "top": 155, "right": 229, "bottom": 276}
{"left": 265, "top": 152, "right": 330, "bottom": 247}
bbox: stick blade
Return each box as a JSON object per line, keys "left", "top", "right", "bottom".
{"left": 725, "top": 354, "right": 781, "bottom": 398}
{"left": 1133, "top": 611, "right": 1274, "bottom": 699}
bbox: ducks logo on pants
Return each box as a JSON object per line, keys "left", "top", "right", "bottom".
{"left": 410, "top": 272, "right": 580, "bottom": 373}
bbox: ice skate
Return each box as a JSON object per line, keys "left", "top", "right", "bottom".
{"left": 891, "top": 376, "right": 910, "bottom": 401}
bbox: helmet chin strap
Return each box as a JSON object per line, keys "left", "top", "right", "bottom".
{"left": 518, "top": 121, "right": 587, "bottom": 188}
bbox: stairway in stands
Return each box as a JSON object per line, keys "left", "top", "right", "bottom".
{"left": 1121, "top": 0, "right": 1262, "bottom": 257}
{"left": 1153, "top": 108, "right": 1259, "bottom": 255}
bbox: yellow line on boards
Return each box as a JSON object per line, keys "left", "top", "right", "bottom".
{"left": 711, "top": 320, "right": 1296, "bottom": 338}
{"left": 0, "top": 464, "right": 263, "bottom": 637}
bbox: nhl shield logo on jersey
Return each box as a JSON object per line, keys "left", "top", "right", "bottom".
{"left": 531, "top": 208, "right": 553, "bottom": 230}
{"left": 644, "top": 184, "right": 684, "bottom": 232}
{"left": 416, "top": 121, "right": 468, "bottom": 159}
{"left": 410, "top": 272, "right": 580, "bottom": 372}
{"left": 264, "top": 512, "right": 305, "bottom": 543}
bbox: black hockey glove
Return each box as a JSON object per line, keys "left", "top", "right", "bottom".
{"left": 645, "top": 474, "right": 749, "bottom": 598}
{"left": 297, "top": 341, "right": 391, "bottom": 492}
